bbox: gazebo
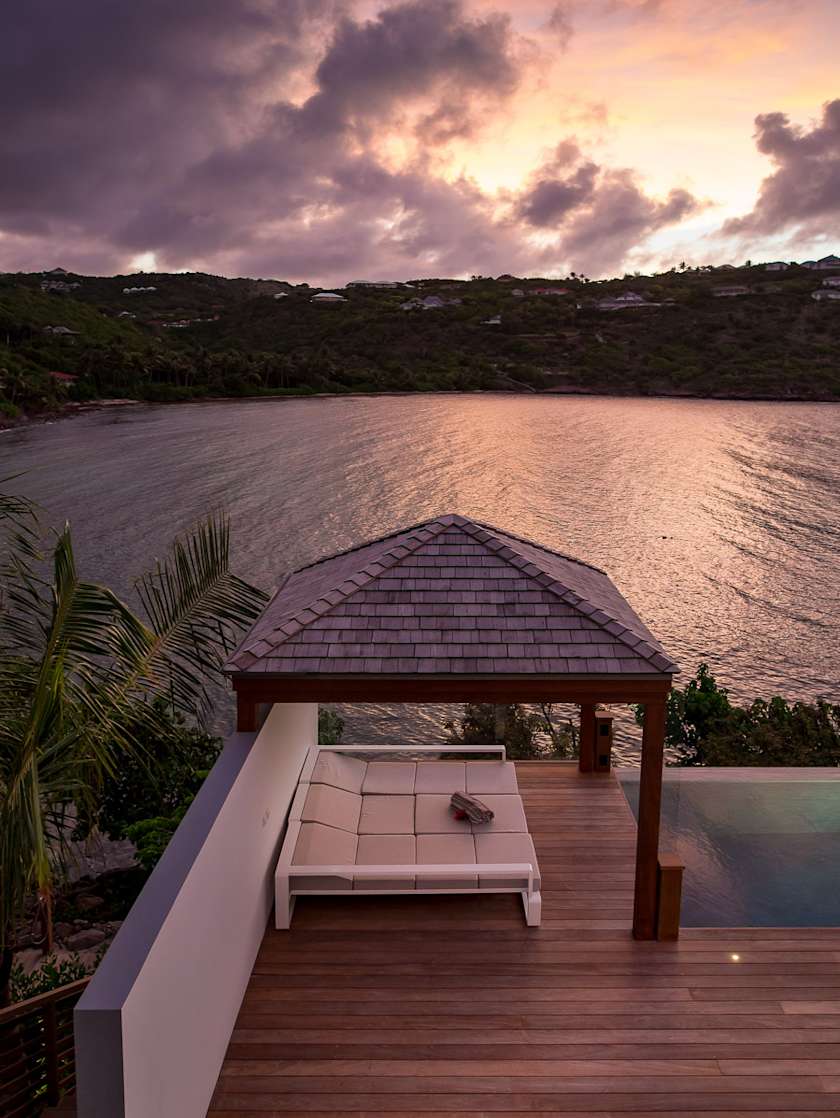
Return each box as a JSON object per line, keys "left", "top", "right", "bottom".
{"left": 227, "top": 514, "right": 678, "bottom": 940}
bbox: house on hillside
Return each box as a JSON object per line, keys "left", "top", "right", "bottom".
{"left": 41, "top": 279, "right": 80, "bottom": 294}
{"left": 122, "top": 286, "right": 157, "bottom": 294}
{"left": 346, "top": 280, "right": 403, "bottom": 289}
{"left": 511, "top": 289, "right": 525, "bottom": 297}
{"left": 712, "top": 285, "right": 751, "bottom": 297}
{"left": 401, "top": 294, "right": 460, "bottom": 311}
{"left": 482, "top": 314, "right": 502, "bottom": 325}
{"left": 48, "top": 370, "right": 78, "bottom": 384}
{"left": 805, "top": 255, "right": 840, "bottom": 270}
{"left": 310, "top": 292, "right": 346, "bottom": 303}
{"left": 273, "top": 292, "right": 290, "bottom": 299}
{"left": 43, "top": 325, "right": 79, "bottom": 336}
{"left": 596, "top": 291, "right": 652, "bottom": 310}
{"left": 764, "top": 261, "right": 789, "bottom": 271}
{"left": 533, "top": 287, "right": 570, "bottom": 296}
{"left": 43, "top": 267, "right": 69, "bottom": 276}
{"left": 811, "top": 289, "right": 840, "bottom": 302}
{"left": 821, "top": 276, "right": 840, "bottom": 288}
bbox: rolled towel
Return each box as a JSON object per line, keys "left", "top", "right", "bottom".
{"left": 450, "top": 790, "right": 494, "bottom": 825}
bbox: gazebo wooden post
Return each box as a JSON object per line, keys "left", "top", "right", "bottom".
{"left": 632, "top": 697, "right": 667, "bottom": 939}
{"left": 236, "top": 692, "right": 258, "bottom": 733}
{"left": 578, "top": 703, "right": 596, "bottom": 772}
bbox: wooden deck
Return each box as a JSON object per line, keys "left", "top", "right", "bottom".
{"left": 207, "top": 763, "right": 840, "bottom": 1116}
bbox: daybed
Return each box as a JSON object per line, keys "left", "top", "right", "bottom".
{"left": 275, "top": 745, "right": 542, "bottom": 928}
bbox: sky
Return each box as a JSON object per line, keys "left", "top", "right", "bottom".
{"left": 1, "top": 0, "right": 838, "bottom": 285}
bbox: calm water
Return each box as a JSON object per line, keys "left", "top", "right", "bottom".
{"left": 2, "top": 395, "right": 838, "bottom": 754}
{"left": 621, "top": 771, "right": 840, "bottom": 926}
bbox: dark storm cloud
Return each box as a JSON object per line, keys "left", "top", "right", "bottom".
{"left": 516, "top": 141, "right": 698, "bottom": 274}
{"left": 723, "top": 99, "right": 840, "bottom": 238}
{"left": 0, "top": 0, "right": 699, "bottom": 281}
{"left": 0, "top": 1, "right": 339, "bottom": 228}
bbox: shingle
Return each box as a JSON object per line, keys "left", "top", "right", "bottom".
{"left": 226, "top": 515, "right": 677, "bottom": 676}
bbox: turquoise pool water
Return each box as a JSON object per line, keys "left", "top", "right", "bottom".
{"left": 619, "top": 771, "right": 840, "bottom": 927}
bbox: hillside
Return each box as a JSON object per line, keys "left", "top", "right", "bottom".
{"left": 1, "top": 262, "right": 839, "bottom": 420}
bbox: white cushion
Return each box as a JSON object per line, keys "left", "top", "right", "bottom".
{"left": 362, "top": 761, "right": 416, "bottom": 795}
{"left": 415, "top": 761, "right": 466, "bottom": 794}
{"left": 466, "top": 761, "right": 518, "bottom": 795}
{"left": 470, "top": 794, "right": 528, "bottom": 833}
{"left": 292, "top": 822, "right": 357, "bottom": 891}
{"left": 474, "top": 832, "right": 540, "bottom": 889}
{"left": 414, "top": 794, "right": 470, "bottom": 834}
{"left": 416, "top": 833, "right": 477, "bottom": 888}
{"left": 355, "top": 834, "right": 416, "bottom": 890}
{"left": 311, "top": 752, "right": 368, "bottom": 794}
{"left": 358, "top": 794, "right": 415, "bottom": 835}
{"left": 301, "top": 784, "right": 362, "bottom": 834}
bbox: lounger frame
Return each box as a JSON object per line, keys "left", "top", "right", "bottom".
{"left": 274, "top": 744, "right": 542, "bottom": 928}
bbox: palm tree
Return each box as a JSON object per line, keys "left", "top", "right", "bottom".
{"left": 0, "top": 490, "right": 266, "bottom": 1004}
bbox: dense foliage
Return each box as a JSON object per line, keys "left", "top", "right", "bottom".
{"left": 80, "top": 700, "right": 221, "bottom": 843}
{"left": 0, "top": 487, "right": 266, "bottom": 1003}
{"left": 9, "top": 951, "right": 100, "bottom": 1003}
{"left": 445, "top": 702, "right": 577, "bottom": 760}
{"left": 635, "top": 664, "right": 840, "bottom": 766}
{"left": 318, "top": 707, "right": 345, "bottom": 745}
{"left": 2, "top": 260, "right": 839, "bottom": 420}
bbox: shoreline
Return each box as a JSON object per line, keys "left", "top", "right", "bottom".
{"left": 3, "top": 384, "right": 839, "bottom": 431}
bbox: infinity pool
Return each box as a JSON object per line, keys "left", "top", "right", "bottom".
{"left": 619, "top": 769, "right": 840, "bottom": 927}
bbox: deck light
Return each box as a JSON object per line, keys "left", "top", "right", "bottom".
{"left": 730, "top": 953, "right": 740, "bottom": 962}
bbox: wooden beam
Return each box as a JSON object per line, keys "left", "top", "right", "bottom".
{"left": 578, "top": 703, "right": 596, "bottom": 772}
{"left": 231, "top": 674, "right": 672, "bottom": 706}
{"left": 632, "top": 696, "right": 667, "bottom": 940}
{"left": 656, "top": 853, "right": 684, "bottom": 941}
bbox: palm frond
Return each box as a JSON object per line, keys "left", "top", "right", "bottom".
{"left": 122, "top": 513, "right": 267, "bottom": 719}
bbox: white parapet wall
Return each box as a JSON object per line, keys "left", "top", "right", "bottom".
{"left": 75, "top": 702, "right": 318, "bottom": 1118}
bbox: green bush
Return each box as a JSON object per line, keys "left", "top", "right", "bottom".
{"left": 10, "top": 952, "right": 101, "bottom": 1002}
{"left": 318, "top": 707, "right": 345, "bottom": 745}
{"left": 80, "top": 699, "right": 221, "bottom": 842}
{"left": 635, "top": 664, "right": 840, "bottom": 766}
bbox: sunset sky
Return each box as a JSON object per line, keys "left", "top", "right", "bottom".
{"left": 2, "top": 0, "right": 838, "bottom": 284}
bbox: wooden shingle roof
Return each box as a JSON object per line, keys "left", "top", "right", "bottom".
{"left": 226, "top": 515, "right": 677, "bottom": 677}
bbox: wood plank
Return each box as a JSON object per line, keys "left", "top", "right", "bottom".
{"left": 207, "top": 763, "right": 840, "bottom": 1118}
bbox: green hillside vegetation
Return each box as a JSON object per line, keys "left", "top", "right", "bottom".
{"left": 1, "top": 262, "right": 838, "bottom": 420}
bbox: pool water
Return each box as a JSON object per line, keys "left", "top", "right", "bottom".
{"left": 619, "top": 770, "right": 840, "bottom": 927}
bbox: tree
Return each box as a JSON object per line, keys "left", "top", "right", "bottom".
{"left": 635, "top": 664, "right": 840, "bottom": 767}
{"left": 0, "top": 490, "right": 266, "bottom": 1003}
{"left": 444, "top": 702, "right": 576, "bottom": 760}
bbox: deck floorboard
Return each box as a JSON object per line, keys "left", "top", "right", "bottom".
{"left": 206, "top": 763, "right": 840, "bottom": 1116}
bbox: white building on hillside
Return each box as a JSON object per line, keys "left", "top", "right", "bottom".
{"left": 596, "top": 291, "right": 651, "bottom": 310}
{"left": 821, "top": 276, "right": 840, "bottom": 288}
{"left": 712, "top": 285, "right": 751, "bottom": 297}
{"left": 765, "top": 261, "right": 789, "bottom": 271}
{"left": 804, "top": 255, "right": 840, "bottom": 270}
{"left": 311, "top": 292, "right": 346, "bottom": 303}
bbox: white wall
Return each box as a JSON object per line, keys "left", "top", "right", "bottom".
{"left": 75, "top": 702, "right": 317, "bottom": 1118}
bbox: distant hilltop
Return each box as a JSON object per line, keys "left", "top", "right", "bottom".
{"left": 1, "top": 257, "right": 839, "bottom": 424}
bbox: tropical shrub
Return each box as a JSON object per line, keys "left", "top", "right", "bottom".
{"left": 635, "top": 664, "right": 840, "bottom": 766}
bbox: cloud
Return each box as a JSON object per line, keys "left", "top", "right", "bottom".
{"left": 515, "top": 141, "right": 698, "bottom": 274}
{"left": 544, "top": 4, "right": 574, "bottom": 50}
{"left": 0, "top": 0, "right": 704, "bottom": 282}
{"left": 723, "top": 99, "right": 840, "bottom": 240}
